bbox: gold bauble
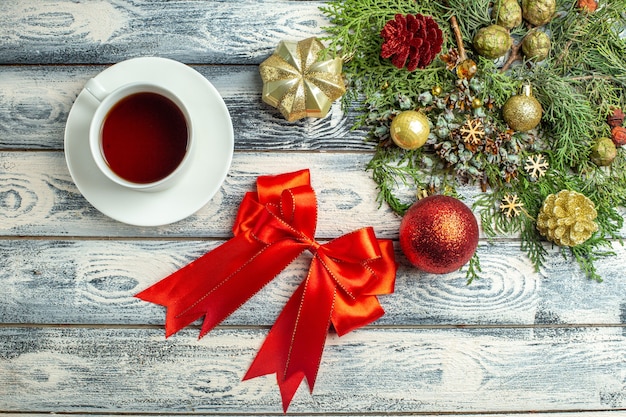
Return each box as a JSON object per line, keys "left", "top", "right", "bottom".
{"left": 502, "top": 84, "right": 542, "bottom": 132}
{"left": 259, "top": 37, "right": 346, "bottom": 121}
{"left": 536, "top": 190, "right": 598, "bottom": 247}
{"left": 390, "top": 111, "right": 430, "bottom": 150}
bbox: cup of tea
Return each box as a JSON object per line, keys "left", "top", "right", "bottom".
{"left": 85, "top": 78, "right": 194, "bottom": 192}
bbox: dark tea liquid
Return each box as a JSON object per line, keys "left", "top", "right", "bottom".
{"left": 101, "top": 92, "right": 188, "bottom": 184}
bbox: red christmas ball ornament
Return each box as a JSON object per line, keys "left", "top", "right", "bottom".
{"left": 399, "top": 195, "right": 479, "bottom": 274}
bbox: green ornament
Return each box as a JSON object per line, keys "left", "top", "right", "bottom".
{"left": 493, "top": 0, "right": 523, "bottom": 29}
{"left": 522, "top": 29, "right": 551, "bottom": 61}
{"left": 473, "top": 25, "right": 512, "bottom": 59}
{"left": 591, "top": 137, "right": 617, "bottom": 166}
{"left": 522, "top": 0, "right": 556, "bottom": 26}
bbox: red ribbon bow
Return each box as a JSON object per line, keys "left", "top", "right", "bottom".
{"left": 136, "top": 170, "right": 396, "bottom": 411}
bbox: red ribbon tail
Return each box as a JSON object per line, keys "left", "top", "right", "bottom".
{"left": 136, "top": 171, "right": 397, "bottom": 412}
{"left": 136, "top": 236, "right": 304, "bottom": 338}
{"left": 243, "top": 259, "right": 335, "bottom": 412}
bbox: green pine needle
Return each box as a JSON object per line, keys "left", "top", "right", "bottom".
{"left": 321, "top": 0, "right": 626, "bottom": 282}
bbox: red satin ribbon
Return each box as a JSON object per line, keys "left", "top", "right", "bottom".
{"left": 136, "top": 169, "right": 396, "bottom": 411}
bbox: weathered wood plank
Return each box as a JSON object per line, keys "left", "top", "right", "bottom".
{"left": 0, "top": 151, "right": 400, "bottom": 237}
{"left": 3, "top": 1, "right": 625, "bottom": 416}
{"left": 3, "top": 414, "right": 622, "bottom": 417}
{"left": 3, "top": 150, "right": 625, "bottom": 240}
{"left": 2, "top": 150, "right": 625, "bottom": 325}
{"left": 0, "top": 65, "right": 370, "bottom": 151}
{"left": 1, "top": 239, "right": 624, "bottom": 327}
{"left": 0, "top": 326, "right": 624, "bottom": 413}
{"left": 0, "top": 0, "right": 328, "bottom": 65}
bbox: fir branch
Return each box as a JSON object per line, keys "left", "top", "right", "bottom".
{"left": 520, "top": 220, "right": 548, "bottom": 273}
{"left": 531, "top": 69, "right": 596, "bottom": 172}
{"left": 440, "top": 0, "right": 493, "bottom": 40}
{"left": 367, "top": 146, "right": 426, "bottom": 213}
{"left": 570, "top": 237, "right": 617, "bottom": 283}
{"left": 465, "top": 252, "right": 482, "bottom": 284}
{"left": 479, "top": 60, "right": 519, "bottom": 107}
{"left": 321, "top": 0, "right": 455, "bottom": 113}
{"left": 320, "top": 0, "right": 626, "bottom": 283}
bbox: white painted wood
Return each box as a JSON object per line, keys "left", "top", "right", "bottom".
{"left": 1, "top": 415, "right": 622, "bottom": 417}
{"left": 0, "top": 327, "right": 624, "bottom": 413}
{"left": 1, "top": 239, "right": 624, "bottom": 327}
{"left": 2, "top": 151, "right": 624, "bottom": 240}
{"left": 1, "top": 1, "right": 625, "bottom": 416}
{"left": 2, "top": 415, "right": 623, "bottom": 417}
{"left": 0, "top": 1, "right": 329, "bottom": 65}
{"left": 0, "top": 151, "right": 399, "bottom": 237}
{"left": 0, "top": 65, "right": 369, "bottom": 150}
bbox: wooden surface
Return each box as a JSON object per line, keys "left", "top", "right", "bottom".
{"left": 1, "top": 1, "right": 625, "bottom": 416}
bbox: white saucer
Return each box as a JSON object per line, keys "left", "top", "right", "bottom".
{"left": 64, "top": 57, "right": 234, "bottom": 226}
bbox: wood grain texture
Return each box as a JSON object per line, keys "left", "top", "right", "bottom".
{"left": 0, "top": 65, "right": 370, "bottom": 151}
{"left": 0, "top": 151, "right": 398, "bottom": 237}
{"left": 0, "top": 0, "right": 328, "bottom": 65}
{"left": 1, "top": 239, "right": 625, "bottom": 327}
{"left": 2, "top": 150, "right": 624, "bottom": 240}
{"left": 0, "top": 327, "right": 624, "bottom": 413}
{"left": 3, "top": 415, "right": 624, "bottom": 417}
{"left": 2, "top": 1, "right": 626, "bottom": 416}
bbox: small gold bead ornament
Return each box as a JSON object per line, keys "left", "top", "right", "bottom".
{"left": 502, "top": 83, "right": 543, "bottom": 132}
{"left": 390, "top": 110, "right": 430, "bottom": 150}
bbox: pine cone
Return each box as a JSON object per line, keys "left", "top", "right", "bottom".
{"left": 473, "top": 24, "right": 513, "bottom": 59}
{"left": 591, "top": 137, "right": 617, "bottom": 166}
{"left": 380, "top": 14, "right": 443, "bottom": 71}
{"left": 493, "top": 0, "right": 523, "bottom": 29}
{"left": 577, "top": 0, "right": 598, "bottom": 12}
{"left": 521, "top": 29, "right": 551, "bottom": 61}
{"left": 536, "top": 190, "right": 598, "bottom": 247}
{"left": 522, "top": 0, "right": 556, "bottom": 26}
{"left": 612, "top": 126, "right": 626, "bottom": 146}
{"left": 607, "top": 107, "right": 625, "bottom": 128}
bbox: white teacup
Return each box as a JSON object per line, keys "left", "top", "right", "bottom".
{"left": 85, "top": 78, "right": 194, "bottom": 192}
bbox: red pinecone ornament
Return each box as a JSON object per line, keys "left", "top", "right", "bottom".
{"left": 380, "top": 13, "right": 443, "bottom": 71}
